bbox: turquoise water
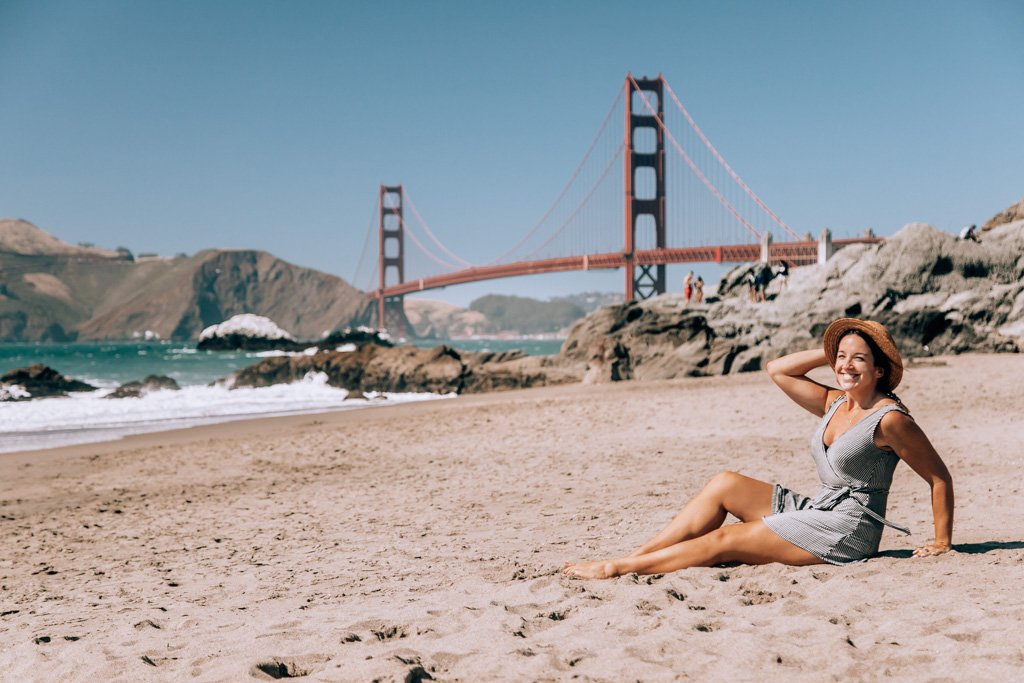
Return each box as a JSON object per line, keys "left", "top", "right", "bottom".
{"left": 0, "top": 342, "right": 257, "bottom": 388}
{"left": 0, "top": 337, "right": 562, "bottom": 452}
{"left": 408, "top": 337, "right": 564, "bottom": 357}
{"left": 0, "top": 338, "right": 565, "bottom": 387}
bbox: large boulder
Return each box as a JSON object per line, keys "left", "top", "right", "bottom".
{"left": 0, "top": 364, "right": 97, "bottom": 401}
{"left": 105, "top": 375, "right": 181, "bottom": 399}
{"left": 223, "top": 344, "right": 580, "bottom": 394}
{"left": 197, "top": 314, "right": 303, "bottom": 351}
{"left": 563, "top": 299, "right": 719, "bottom": 382}
{"left": 320, "top": 327, "right": 394, "bottom": 348}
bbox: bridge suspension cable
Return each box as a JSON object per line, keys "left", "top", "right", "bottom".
{"left": 403, "top": 190, "right": 474, "bottom": 268}
{"left": 398, "top": 209, "right": 467, "bottom": 272}
{"left": 352, "top": 194, "right": 380, "bottom": 291}
{"left": 629, "top": 75, "right": 760, "bottom": 241}
{"left": 522, "top": 143, "right": 624, "bottom": 260}
{"left": 487, "top": 86, "right": 625, "bottom": 265}
{"left": 663, "top": 80, "right": 801, "bottom": 241}
{"left": 368, "top": 73, "right": 812, "bottom": 302}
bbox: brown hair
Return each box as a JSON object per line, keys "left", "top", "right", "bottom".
{"left": 838, "top": 328, "right": 910, "bottom": 413}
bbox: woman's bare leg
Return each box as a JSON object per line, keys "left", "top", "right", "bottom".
{"left": 564, "top": 520, "right": 821, "bottom": 579}
{"left": 628, "top": 471, "right": 774, "bottom": 557}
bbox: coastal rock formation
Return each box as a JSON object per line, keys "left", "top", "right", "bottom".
{"left": 320, "top": 327, "right": 394, "bottom": 348}
{"left": 0, "top": 364, "right": 97, "bottom": 401}
{"left": 225, "top": 344, "right": 579, "bottom": 395}
{"left": 195, "top": 315, "right": 395, "bottom": 352}
{"left": 104, "top": 375, "right": 181, "bottom": 399}
{"left": 563, "top": 221, "right": 1024, "bottom": 382}
{"left": 197, "top": 314, "right": 302, "bottom": 351}
{"left": 0, "top": 220, "right": 368, "bottom": 341}
{"left": 982, "top": 197, "right": 1024, "bottom": 231}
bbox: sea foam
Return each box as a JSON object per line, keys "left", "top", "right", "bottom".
{"left": 0, "top": 379, "right": 451, "bottom": 453}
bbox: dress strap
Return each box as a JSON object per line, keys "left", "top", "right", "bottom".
{"left": 826, "top": 393, "right": 847, "bottom": 412}
{"left": 862, "top": 401, "right": 907, "bottom": 438}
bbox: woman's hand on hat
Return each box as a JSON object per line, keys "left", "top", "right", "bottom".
{"left": 912, "top": 542, "right": 951, "bottom": 558}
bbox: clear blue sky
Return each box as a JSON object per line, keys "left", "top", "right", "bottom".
{"left": 2, "top": 0, "right": 1021, "bottom": 306}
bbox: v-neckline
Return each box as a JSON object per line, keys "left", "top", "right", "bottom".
{"left": 821, "top": 396, "right": 895, "bottom": 450}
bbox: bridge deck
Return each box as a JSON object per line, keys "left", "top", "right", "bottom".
{"left": 377, "top": 238, "right": 880, "bottom": 298}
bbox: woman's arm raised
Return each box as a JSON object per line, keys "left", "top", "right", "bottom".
{"left": 765, "top": 348, "right": 838, "bottom": 417}
{"left": 879, "top": 412, "right": 954, "bottom": 557}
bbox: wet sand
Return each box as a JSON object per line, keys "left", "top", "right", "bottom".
{"left": 1, "top": 354, "right": 1022, "bottom": 681}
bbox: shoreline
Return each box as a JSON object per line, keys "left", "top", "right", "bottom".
{"left": 2, "top": 353, "right": 1021, "bottom": 680}
{"left": 0, "top": 381, "right": 582, "bottom": 461}
{"left": 0, "top": 393, "right": 453, "bottom": 456}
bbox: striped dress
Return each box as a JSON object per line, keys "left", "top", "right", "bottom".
{"left": 763, "top": 395, "right": 911, "bottom": 565}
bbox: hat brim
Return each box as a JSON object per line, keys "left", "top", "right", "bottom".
{"left": 823, "top": 318, "right": 903, "bottom": 391}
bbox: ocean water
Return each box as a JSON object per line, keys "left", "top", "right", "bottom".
{"left": 0, "top": 338, "right": 563, "bottom": 453}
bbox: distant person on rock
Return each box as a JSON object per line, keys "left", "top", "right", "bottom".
{"left": 694, "top": 275, "right": 704, "bottom": 304}
{"left": 776, "top": 260, "right": 790, "bottom": 291}
{"left": 754, "top": 263, "right": 773, "bottom": 303}
{"left": 746, "top": 270, "right": 757, "bottom": 302}
{"left": 684, "top": 271, "right": 694, "bottom": 305}
{"left": 564, "top": 318, "right": 954, "bottom": 578}
{"left": 958, "top": 224, "right": 980, "bottom": 243}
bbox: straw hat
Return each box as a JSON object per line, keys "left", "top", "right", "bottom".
{"left": 823, "top": 318, "right": 903, "bottom": 391}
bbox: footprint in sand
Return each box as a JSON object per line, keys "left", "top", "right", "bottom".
{"left": 133, "top": 619, "right": 162, "bottom": 630}
{"left": 634, "top": 599, "right": 662, "bottom": 615}
{"left": 546, "top": 649, "right": 592, "bottom": 672}
{"left": 371, "top": 625, "right": 407, "bottom": 641}
{"left": 740, "top": 586, "right": 779, "bottom": 606}
{"left": 249, "top": 654, "right": 331, "bottom": 679}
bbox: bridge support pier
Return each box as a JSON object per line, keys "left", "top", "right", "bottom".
{"left": 378, "top": 184, "right": 408, "bottom": 336}
{"left": 624, "top": 74, "right": 666, "bottom": 300}
{"left": 760, "top": 232, "right": 773, "bottom": 263}
{"left": 818, "top": 228, "right": 833, "bottom": 264}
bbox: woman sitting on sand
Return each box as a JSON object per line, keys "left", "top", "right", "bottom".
{"left": 564, "top": 318, "right": 954, "bottom": 579}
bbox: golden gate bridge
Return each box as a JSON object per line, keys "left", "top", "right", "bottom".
{"left": 352, "top": 74, "right": 881, "bottom": 331}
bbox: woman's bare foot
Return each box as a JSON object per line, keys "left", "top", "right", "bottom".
{"left": 562, "top": 560, "right": 619, "bottom": 579}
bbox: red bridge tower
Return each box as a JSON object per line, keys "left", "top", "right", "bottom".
{"left": 378, "top": 184, "right": 407, "bottom": 334}
{"left": 624, "top": 74, "right": 667, "bottom": 300}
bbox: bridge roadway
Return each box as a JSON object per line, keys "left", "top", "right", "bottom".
{"left": 378, "top": 238, "right": 880, "bottom": 298}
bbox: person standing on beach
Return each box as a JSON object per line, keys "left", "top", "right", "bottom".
{"left": 564, "top": 318, "right": 954, "bottom": 578}
{"left": 684, "top": 271, "right": 694, "bottom": 305}
{"left": 694, "top": 275, "right": 704, "bottom": 304}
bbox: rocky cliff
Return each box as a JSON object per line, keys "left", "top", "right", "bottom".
{"left": 563, "top": 220, "right": 1024, "bottom": 383}
{"left": 983, "top": 196, "right": 1024, "bottom": 231}
{"left": 0, "top": 220, "right": 368, "bottom": 341}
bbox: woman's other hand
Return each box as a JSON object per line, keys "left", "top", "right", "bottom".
{"left": 912, "top": 542, "right": 951, "bottom": 557}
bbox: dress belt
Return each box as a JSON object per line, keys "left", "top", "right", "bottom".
{"left": 810, "top": 485, "right": 912, "bottom": 535}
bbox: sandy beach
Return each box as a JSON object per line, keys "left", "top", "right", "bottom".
{"left": 1, "top": 353, "right": 1022, "bottom": 681}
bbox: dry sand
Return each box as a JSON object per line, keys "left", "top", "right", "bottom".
{"left": 1, "top": 354, "right": 1022, "bottom": 681}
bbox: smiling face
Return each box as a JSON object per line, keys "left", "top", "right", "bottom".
{"left": 834, "top": 332, "right": 885, "bottom": 393}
